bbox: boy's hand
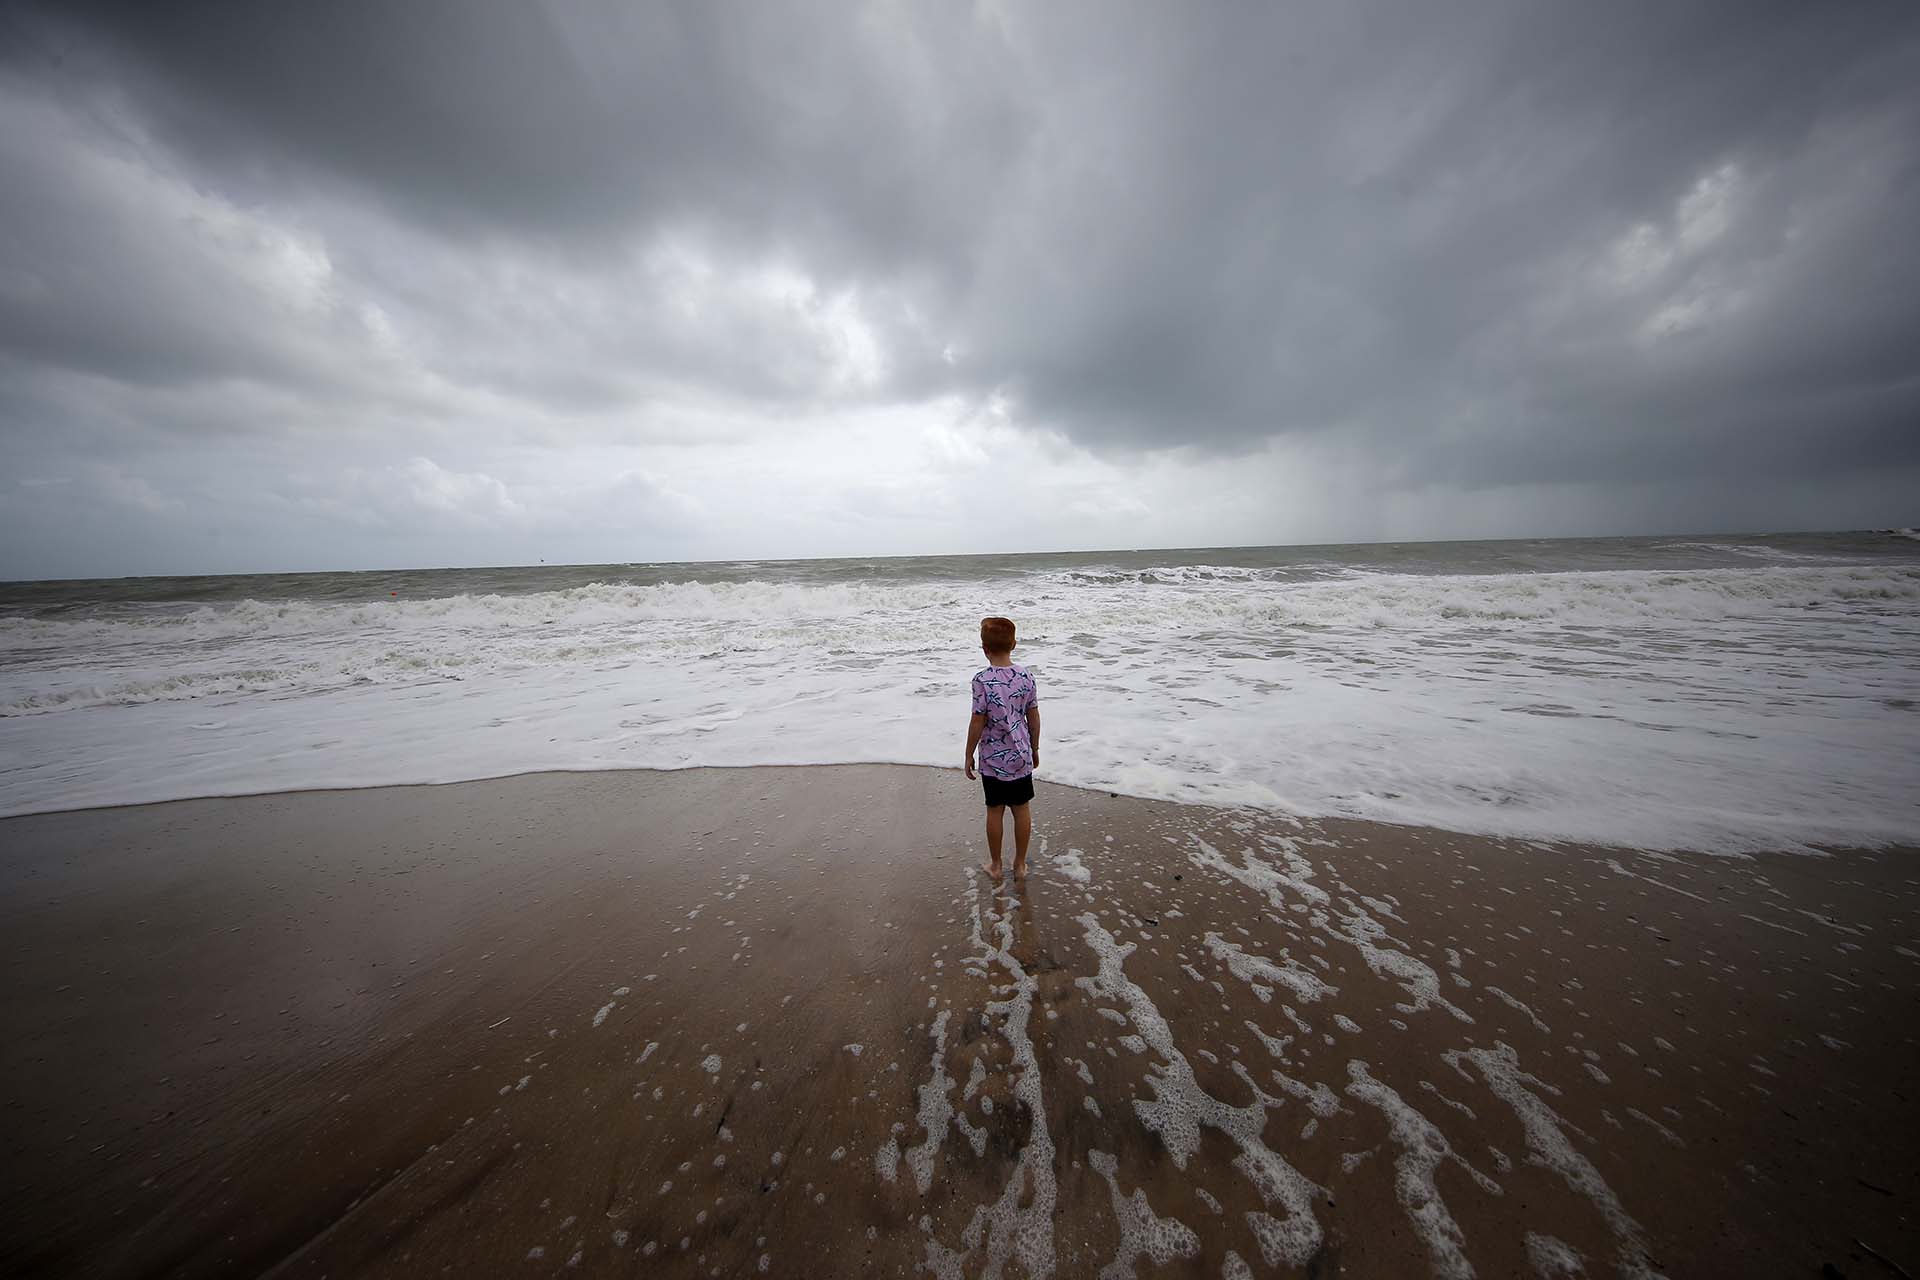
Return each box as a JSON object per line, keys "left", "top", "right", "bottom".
{"left": 964, "top": 757, "right": 976, "bottom": 780}
{"left": 1031, "top": 749, "right": 1039, "bottom": 772}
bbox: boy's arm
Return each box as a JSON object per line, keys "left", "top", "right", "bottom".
{"left": 964, "top": 713, "right": 986, "bottom": 779}
{"left": 1025, "top": 705, "right": 1040, "bottom": 771}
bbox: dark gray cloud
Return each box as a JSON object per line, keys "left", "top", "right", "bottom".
{"left": 1, "top": 0, "right": 1917, "bottom": 577}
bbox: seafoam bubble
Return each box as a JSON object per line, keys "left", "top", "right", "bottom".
{"left": 1076, "top": 912, "right": 1322, "bottom": 1267}
{"left": 1446, "top": 1043, "right": 1663, "bottom": 1279}
{"left": 1088, "top": 1149, "right": 1200, "bottom": 1278}
{"left": 1359, "top": 894, "right": 1405, "bottom": 923}
{"left": 1243, "top": 1020, "right": 1293, "bottom": 1060}
{"left": 1525, "top": 1232, "right": 1586, "bottom": 1276}
{"left": 699, "top": 1054, "right": 722, "bottom": 1075}
{"left": 1345, "top": 1060, "right": 1499, "bottom": 1280}
{"left": 1625, "top": 1107, "right": 1684, "bottom": 1148}
{"left": 1312, "top": 906, "right": 1472, "bottom": 1023}
{"left": 1053, "top": 846, "right": 1092, "bottom": 885}
{"left": 965, "top": 1056, "right": 990, "bottom": 1100}
{"left": 1485, "top": 987, "right": 1550, "bottom": 1034}
{"left": 923, "top": 875, "right": 1058, "bottom": 1279}
{"left": 1266, "top": 1067, "right": 1341, "bottom": 1119}
{"left": 1204, "top": 932, "right": 1336, "bottom": 1004}
{"left": 1190, "top": 836, "right": 1329, "bottom": 911}
{"left": 897, "top": 1010, "right": 955, "bottom": 1194}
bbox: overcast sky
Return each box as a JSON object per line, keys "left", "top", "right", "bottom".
{"left": 2, "top": 1, "right": 1917, "bottom": 578}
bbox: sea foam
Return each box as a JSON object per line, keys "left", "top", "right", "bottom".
{"left": 3, "top": 559, "right": 1916, "bottom": 852}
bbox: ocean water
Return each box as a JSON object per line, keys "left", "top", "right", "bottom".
{"left": 2, "top": 531, "right": 1917, "bottom": 853}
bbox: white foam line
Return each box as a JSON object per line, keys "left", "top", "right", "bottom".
{"left": 1345, "top": 1060, "right": 1499, "bottom": 1280}
{"left": 1445, "top": 1043, "right": 1664, "bottom": 1279}
{"left": 1604, "top": 859, "right": 1709, "bottom": 904}
{"left": 1268, "top": 1067, "right": 1342, "bottom": 1119}
{"left": 895, "top": 1010, "right": 955, "bottom": 1194}
{"left": 1076, "top": 912, "right": 1324, "bottom": 1268}
{"left": 924, "top": 878, "right": 1058, "bottom": 1280}
{"left": 1203, "top": 932, "right": 1337, "bottom": 1005}
{"left": 1088, "top": 1149, "right": 1201, "bottom": 1278}
{"left": 1359, "top": 893, "right": 1406, "bottom": 923}
{"left": 1484, "top": 986, "right": 1551, "bottom": 1034}
{"left": 1738, "top": 912, "right": 1810, "bottom": 937}
{"left": 1244, "top": 1019, "right": 1294, "bottom": 1061}
{"left": 1624, "top": 1107, "right": 1685, "bottom": 1148}
{"left": 958, "top": 1055, "right": 989, "bottom": 1098}
{"left": 1189, "top": 836, "right": 1329, "bottom": 911}
{"left": 1793, "top": 909, "right": 1869, "bottom": 937}
{"left": 1525, "top": 1233, "right": 1587, "bottom": 1276}
{"left": 1312, "top": 906, "right": 1473, "bottom": 1024}
{"left": 1191, "top": 833, "right": 1466, "bottom": 1023}
{"left": 953, "top": 1107, "right": 989, "bottom": 1158}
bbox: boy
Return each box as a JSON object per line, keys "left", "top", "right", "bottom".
{"left": 962, "top": 615, "right": 1040, "bottom": 880}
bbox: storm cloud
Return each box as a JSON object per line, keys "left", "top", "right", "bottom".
{"left": 2, "top": 0, "right": 1917, "bottom": 576}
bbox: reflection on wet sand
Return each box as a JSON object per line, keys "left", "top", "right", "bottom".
{"left": 1, "top": 765, "right": 1914, "bottom": 1278}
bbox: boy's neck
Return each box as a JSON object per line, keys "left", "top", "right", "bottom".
{"left": 986, "top": 653, "right": 1014, "bottom": 667}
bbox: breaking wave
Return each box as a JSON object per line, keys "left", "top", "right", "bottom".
{"left": 3, "top": 559, "right": 1916, "bottom": 853}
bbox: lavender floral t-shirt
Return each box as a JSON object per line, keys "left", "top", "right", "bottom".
{"left": 971, "top": 664, "right": 1039, "bottom": 780}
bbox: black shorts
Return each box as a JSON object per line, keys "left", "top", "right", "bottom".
{"left": 981, "top": 773, "right": 1034, "bottom": 808}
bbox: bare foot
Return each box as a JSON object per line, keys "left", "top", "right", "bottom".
{"left": 1012, "top": 860, "right": 1028, "bottom": 880}
{"left": 986, "top": 860, "right": 1003, "bottom": 880}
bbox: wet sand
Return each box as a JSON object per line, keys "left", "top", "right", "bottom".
{"left": 2, "top": 765, "right": 1915, "bottom": 1279}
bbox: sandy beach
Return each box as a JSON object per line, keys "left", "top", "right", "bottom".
{"left": 2, "top": 765, "right": 1915, "bottom": 1279}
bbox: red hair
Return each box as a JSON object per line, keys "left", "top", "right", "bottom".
{"left": 980, "top": 616, "right": 1016, "bottom": 654}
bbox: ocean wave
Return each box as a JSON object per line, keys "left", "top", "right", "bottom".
{"left": 5, "top": 559, "right": 1916, "bottom": 851}
{"left": 0, "top": 668, "right": 319, "bottom": 716}
{"left": 0, "top": 578, "right": 964, "bottom": 647}
{"left": 1, "top": 564, "right": 1914, "bottom": 650}
{"left": 1653, "top": 541, "right": 1844, "bottom": 562}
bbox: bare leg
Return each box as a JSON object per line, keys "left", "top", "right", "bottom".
{"left": 984, "top": 805, "right": 1005, "bottom": 878}
{"left": 1012, "top": 803, "right": 1032, "bottom": 878}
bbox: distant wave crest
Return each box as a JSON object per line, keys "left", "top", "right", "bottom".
{"left": 3, "top": 564, "right": 1914, "bottom": 652}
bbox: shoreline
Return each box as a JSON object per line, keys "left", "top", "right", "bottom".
{"left": 3, "top": 764, "right": 1915, "bottom": 1277}
{"left": 2, "top": 761, "right": 1906, "bottom": 862}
